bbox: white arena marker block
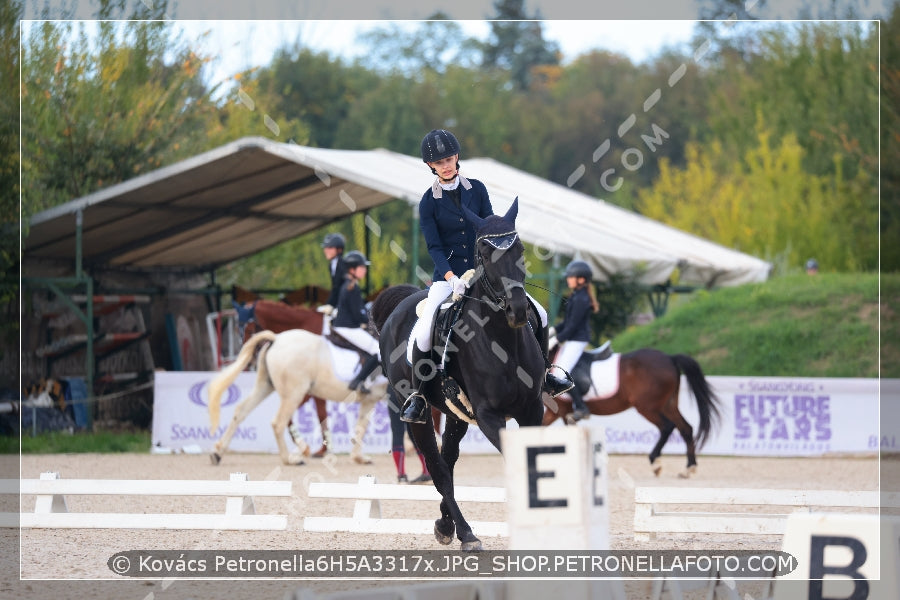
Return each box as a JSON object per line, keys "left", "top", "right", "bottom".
{"left": 502, "top": 425, "right": 609, "bottom": 550}
{"left": 773, "top": 512, "right": 900, "bottom": 600}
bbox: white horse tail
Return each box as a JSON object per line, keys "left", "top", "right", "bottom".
{"left": 208, "top": 330, "right": 277, "bottom": 432}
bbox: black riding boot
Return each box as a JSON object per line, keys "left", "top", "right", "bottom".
{"left": 348, "top": 354, "right": 381, "bottom": 393}
{"left": 535, "top": 324, "right": 574, "bottom": 397}
{"left": 400, "top": 345, "right": 430, "bottom": 424}
{"left": 568, "top": 385, "right": 590, "bottom": 422}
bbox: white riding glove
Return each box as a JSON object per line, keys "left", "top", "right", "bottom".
{"left": 449, "top": 275, "right": 468, "bottom": 298}
{"left": 316, "top": 304, "right": 334, "bottom": 315}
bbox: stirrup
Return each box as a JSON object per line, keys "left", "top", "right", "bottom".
{"left": 400, "top": 393, "right": 428, "bottom": 424}
{"left": 545, "top": 366, "right": 575, "bottom": 398}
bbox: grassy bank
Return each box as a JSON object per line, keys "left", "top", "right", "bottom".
{"left": 608, "top": 272, "right": 890, "bottom": 377}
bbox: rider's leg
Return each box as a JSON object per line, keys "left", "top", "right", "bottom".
{"left": 335, "top": 327, "right": 382, "bottom": 392}
{"left": 401, "top": 282, "right": 451, "bottom": 423}
{"left": 526, "top": 293, "right": 574, "bottom": 397}
{"left": 555, "top": 340, "right": 589, "bottom": 420}
{"left": 348, "top": 353, "right": 381, "bottom": 391}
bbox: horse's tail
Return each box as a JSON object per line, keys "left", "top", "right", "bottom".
{"left": 370, "top": 283, "right": 421, "bottom": 334}
{"left": 208, "top": 329, "right": 277, "bottom": 432}
{"left": 670, "top": 354, "right": 721, "bottom": 449}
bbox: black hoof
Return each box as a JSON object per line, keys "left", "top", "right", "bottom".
{"left": 434, "top": 519, "right": 454, "bottom": 545}
{"left": 209, "top": 453, "right": 221, "bottom": 465}
{"left": 461, "top": 539, "right": 483, "bottom": 552}
{"left": 410, "top": 473, "right": 432, "bottom": 484}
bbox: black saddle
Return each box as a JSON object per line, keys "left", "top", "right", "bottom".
{"left": 570, "top": 341, "right": 613, "bottom": 396}
{"left": 326, "top": 329, "right": 372, "bottom": 363}
{"left": 429, "top": 297, "right": 467, "bottom": 369}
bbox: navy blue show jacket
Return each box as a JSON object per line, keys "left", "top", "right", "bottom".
{"left": 418, "top": 175, "right": 494, "bottom": 283}
{"left": 555, "top": 286, "right": 593, "bottom": 343}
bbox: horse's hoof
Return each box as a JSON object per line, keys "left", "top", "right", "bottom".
{"left": 352, "top": 454, "right": 373, "bottom": 465}
{"left": 461, "top": 539, "right": 483, "bottom": 552}
{"left": 287, "top": 453, "right": 306, "bottom": 466}
{"left": 209, "top": 453, "right": 221, "bottom": 465}
{"left": 434, "top": 520, "right": 454, "bottom": 545}
{"left": 311, "top": 447, "right": 326, "bottom": 458}
{"left": 678, "top": 465, "right": 697, "bottom": 479}
{"left": 650, "top": 459, "right": 661, "bottom": 477}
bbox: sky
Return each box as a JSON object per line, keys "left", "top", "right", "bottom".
{"left": 170, "top": 20, "right": 701, "bottom": 90}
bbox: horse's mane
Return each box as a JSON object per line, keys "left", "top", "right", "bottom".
{"left": 370, "top": 283, "right": 421, "bottom": 334}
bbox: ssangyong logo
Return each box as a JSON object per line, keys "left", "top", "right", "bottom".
{"left": 187, "top": 381, "right": 241, "bottom": 408}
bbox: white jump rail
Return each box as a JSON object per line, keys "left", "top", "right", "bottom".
{"left": 303, "top": 475, "right": 508, "bottom": 537}
{"left": 633, "top": 486, "right": 882, "bottom": 542}
{"left": 0, "top": 471, "right": 292, "bottom": 530}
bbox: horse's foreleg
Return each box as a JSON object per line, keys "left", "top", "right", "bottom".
{"left": 211, "top": 379, "right": 275, "bottom": 465}
{"left": 350, "top": 396, "right": 376, "bottom": 465}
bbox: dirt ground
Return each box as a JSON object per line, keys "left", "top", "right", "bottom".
{"left": 2, "top": 450, "right": 884, "bottom": 600}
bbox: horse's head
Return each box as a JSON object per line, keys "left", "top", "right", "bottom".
{"left": 463, "top": 198, "right": 529, "bottom": 328}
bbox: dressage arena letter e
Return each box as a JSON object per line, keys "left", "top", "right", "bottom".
{"left": 503, "top": 426, "right": 610, "bottom": 550}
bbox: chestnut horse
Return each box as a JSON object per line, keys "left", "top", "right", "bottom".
{"left": 542, "top": 347, "right": 721, "bottom": 478}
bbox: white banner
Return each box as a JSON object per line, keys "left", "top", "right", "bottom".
{"left": 152, "top": 372, "right": 883, "bottom": 457}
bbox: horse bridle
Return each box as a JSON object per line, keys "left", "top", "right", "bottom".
{"left": 473, "top": 230, "right": 524, "bottom": 311}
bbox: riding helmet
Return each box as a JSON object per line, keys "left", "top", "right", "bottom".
{"left": 421, "top": 129, "right": 461, "bottom": 163}
{"left": 805, "top": 258, "right": 819, "bottom": 271}
{"left": 343, "top": 250, "right": 371, "bottom": 269}
{"left": 564, "top": 260, "right": 593, "bottom": 281}
{"left": 321, "top": 232, "right": 346, "bottom": 249}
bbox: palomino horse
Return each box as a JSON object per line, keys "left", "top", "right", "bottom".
{"left": 233, "top": 299, "right": 332, "bottom": 457}
{"left": 208, "top": 329, "right": 388, "bottom": 466}
{"left": 542, "top": 347, "right": 721, "bottom": 478}
{"left": 372, "top": 199, "right": 546, "bottom": 552}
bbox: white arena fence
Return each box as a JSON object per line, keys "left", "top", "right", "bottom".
{"left": 632, "top": 486, "right": 889, "bottom": 542}
{"left": 152, "top": 372, "right": 886, "bottom": 457}
{"left": 303, "top": 475, "right": 508, "bottom": 537}
{"left": 1, "top": 471, "right": 291, "bottom": 530}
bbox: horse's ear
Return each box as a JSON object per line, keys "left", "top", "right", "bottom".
{"left": 503, "top": 197, "right": 519, "bottom": 226}
{"left": 462, "top": 204, "right": 486, "bottom": 230}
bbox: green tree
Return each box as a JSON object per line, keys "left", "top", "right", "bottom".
{"left": 0, "top": 0, "right": 22, "bottom": 359}
{"left": 480, "top": 0, "right": 560, "bottom": 90}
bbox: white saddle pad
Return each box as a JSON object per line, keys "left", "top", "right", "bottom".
{"left": 588, "top": 353, "right": 621, "bottom": 399}
{"left": 327, "top": 342, "right": 365, "bottom": 382}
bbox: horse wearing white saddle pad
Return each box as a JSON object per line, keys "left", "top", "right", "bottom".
{"left": 587, "top": 353, "right": 621, "bottom": 399}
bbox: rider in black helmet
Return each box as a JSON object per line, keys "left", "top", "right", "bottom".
{"left": 553, "top": 260, "right": 600, "bottom": 422}
{"left": 320, "top": 232, "right": 347, "bottom": 314}
{"left": 333, "top": 250, "right": 382, "bottom": 393}
{"left": 398, "top": 128, "right": 573, "bottom": 424}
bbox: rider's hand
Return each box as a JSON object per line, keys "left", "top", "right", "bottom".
{"left": 316, "top": 304, "right": 334, "bottom": 315}
{"left": 449, "top": 275, "right": 468, "bottom": 297}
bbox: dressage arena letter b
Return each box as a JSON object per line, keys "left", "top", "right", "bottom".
{"left": 526, "top": 445, "right": 567, "bottom": 508}
{"left": 809, "top": 535, "right": 868, "bottom": 600}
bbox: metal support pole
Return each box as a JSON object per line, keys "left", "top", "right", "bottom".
{"left": 411, "top": 203, "right": 420, "bottom": 285}
{"left": 75, "top": 209, "right": 83, "bottom": 280}
{"left": 363, "top": 210, "right": 371, "bottom": 297}
{"left": 548, "top": 253, "right": 562, "bottom": 324}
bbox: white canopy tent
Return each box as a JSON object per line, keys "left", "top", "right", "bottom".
{"left": 27, "top": 136, "right": 770, "bottom": 287}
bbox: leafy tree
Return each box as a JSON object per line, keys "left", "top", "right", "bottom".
{"left": 0, "top": 0, "right": 21, "bottom": 359}
{"left": 480, "top": 0, "right": 560, "bottom": 90}
{"left": 638, "top": 120, "right": 877, "bottom": 273}
{"left": 881, "top": 3, "right": 900, "bottom": 271}
{"left": 355, "top": 15, "right": 482, "bottom": 77}
{"left": 254, "top": 45, "right": 378, "bottom": 149}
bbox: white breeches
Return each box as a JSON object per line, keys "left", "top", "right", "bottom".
{"left": 334, "top": 326, "right": 380, "bottom": 357}
{"left": 551, "top": 340, "right": 588, "bottom": 378}
{"left": 408, "top": 280, "right": 549, "bottom": 363}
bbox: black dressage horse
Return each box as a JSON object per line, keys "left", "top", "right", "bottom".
{"left": 371, "top": 199, "right": 546, "bottom": 552}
